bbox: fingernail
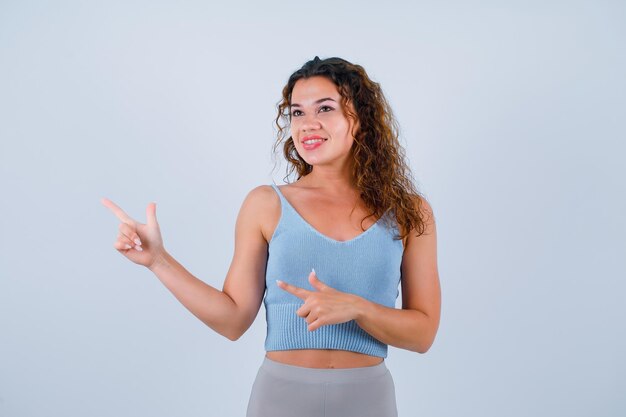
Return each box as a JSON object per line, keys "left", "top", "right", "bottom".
{"left": 124, "top": 244, "right": 132, "bottom": 249}
{"left": 134, "top": 238, "right": 142, "bottom": 246}
{"left": 311, "top": 268, "right": 315, "bottom": 275}
{"left": 276, "top": 280, "right": 282, "bottom": 285}
{"left": 135, "top": 245, "right": 143, "bottom": 251}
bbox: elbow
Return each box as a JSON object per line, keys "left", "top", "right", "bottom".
{"left": 412, "top": 342, "right": 430, "bottom": 354}
{"left": 228, "top": 331, "right": 242, "bottom": 342}
{"left": 227, "top": 321, "right": 249, "bottom": 341}
{"left": 413, "top": 328, "right": 437, "bottom": 354}
{"left": 228, "top": 316, "right": 255, "bottom": 341}
{"left": 416, "top": 344, "right": 432, "bottom": 354}
{"left": 226, "top": 326, "right": 243, "bottom": 342}
{"left": 415, "top": 334, "right": 437, "bottom": 354}
{"left": 414, "top": 314, "right": 439, "bottom": 354}
{"left": 201, "top": 320, "right": 242, "bottom": 342}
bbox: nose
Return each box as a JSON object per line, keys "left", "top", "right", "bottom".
{"left": 299, "top": 112, "right": 322, "bottom": 132}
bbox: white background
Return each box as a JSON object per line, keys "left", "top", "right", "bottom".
{"left": 1, "top": 0, "right": 624, "bottom": 416}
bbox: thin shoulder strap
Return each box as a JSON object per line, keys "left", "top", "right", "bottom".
{"left": 270, "top": 183, "right": 290, "bottom": 211}
{"left": 270, "top": 182, "right": 302, "bottom": 230}
{"left": 270, "top": 183, "right": 284, "bottom": 202}
{"left": 270, "top": 182, "right": 302, "bottom": 219}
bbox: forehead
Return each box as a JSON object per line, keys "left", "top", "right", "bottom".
{"left": 291, "top": 76, "right": 340, "bottom": 104}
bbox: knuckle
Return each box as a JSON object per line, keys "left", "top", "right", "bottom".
{"left": 119, "top": 222, "right": 134, "bottom": 233}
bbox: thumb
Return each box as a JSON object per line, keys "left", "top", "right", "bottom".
{"left": 146, "top": 201, "right": 158, "bottom": 226}
{"left": 309, "top": 268, "right": 329, "bottom": 291}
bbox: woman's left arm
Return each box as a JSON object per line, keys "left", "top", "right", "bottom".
{"left": 354, "top": 198, "right": 441, "bottom": 354}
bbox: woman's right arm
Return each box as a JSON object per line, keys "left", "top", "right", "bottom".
{"left": 102, "top": 185, "right": 271, "bottom": 341}
{"left": 147, "top": 251, "right": 242, "bottom": 340}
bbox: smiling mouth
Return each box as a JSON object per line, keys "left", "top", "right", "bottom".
{"left": 302, "top": 138, "right": 327, "bottom": 150}
{"left": 302, "top": 138, "right": 327, "bottom": 144}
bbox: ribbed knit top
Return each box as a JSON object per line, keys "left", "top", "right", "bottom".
{"left": 263, "top": 183, "right": 404, "bottom": 358}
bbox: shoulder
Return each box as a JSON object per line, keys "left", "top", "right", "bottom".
{"left": 244, "top": 184, "right": 276, "bottom": 200}
{"left": 400, "top": 195, "right": 435, "bottom": 247}
{"left": 405, "top": 195, "right": 436, "bottom": 246}
{"left": 407, "top": 193, "right": 434, "bottom": 224}
{"left": 239, "top": 184, "right": 281, "bottom": 243}
{"left": 240, "top": 184, "right": 280, "bottom": 215}
{"left": 416, "top": 195, "right": 435, "bottom": 222}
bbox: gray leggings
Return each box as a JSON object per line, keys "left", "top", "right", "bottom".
{"left": 246, "top": 356, "right": 398, "bottom": 417}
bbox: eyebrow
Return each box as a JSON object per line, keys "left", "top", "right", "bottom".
{"left": 290, "top": 97, "right": 337, "bottom": 108}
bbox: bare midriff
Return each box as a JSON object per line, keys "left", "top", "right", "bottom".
{"left": 265, "top": 349, "right": 384, "bottom": 369}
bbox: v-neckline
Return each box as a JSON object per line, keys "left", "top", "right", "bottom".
{"left": 273, "top": 184, "right": 382, "bottom": 244}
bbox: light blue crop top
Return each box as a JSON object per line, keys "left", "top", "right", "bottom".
{"left": 263, "top": 183, "right": 404, "bottom": 358}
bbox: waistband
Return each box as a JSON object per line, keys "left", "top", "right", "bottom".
{"left": 260, "top": 356, "right": 389, "bottom": 384}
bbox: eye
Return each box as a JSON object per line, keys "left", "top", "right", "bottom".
{"left": 290, "top": 106, "right": 334, "bottom": 117}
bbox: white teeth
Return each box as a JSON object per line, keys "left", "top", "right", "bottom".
{"left": 304, "top": 139, "right": 324, "bottom": 144}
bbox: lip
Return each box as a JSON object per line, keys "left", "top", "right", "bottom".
{"left": 301, "top": 135, "right": 326, "bottom": 143}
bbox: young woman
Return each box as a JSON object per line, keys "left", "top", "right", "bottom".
{"left": 102, "top": 56, "right": 441, "bottom": 417}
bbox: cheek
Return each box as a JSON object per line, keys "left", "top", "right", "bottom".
{"left": 292, "top": 138, "right": 302, "bottom": 153}
{"left": 336, "top": 122, "right": 354, "bottom": 140}
{"left": 324, "top": 115, "right": 348, "bottom": 134}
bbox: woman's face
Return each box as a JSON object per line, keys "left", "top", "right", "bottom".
{"left": 289, "top": 76, "right": 359, "bottom": 168}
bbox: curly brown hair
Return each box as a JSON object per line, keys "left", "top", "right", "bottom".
{"left": 271, "top": 56, "right": 431, "bottom": 243}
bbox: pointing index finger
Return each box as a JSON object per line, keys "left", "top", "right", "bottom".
{"left": 101, "top": 197, "right": 136, "bottom": 225}
{"left": 276, "top": 280, "right": 308, "bottom": 299}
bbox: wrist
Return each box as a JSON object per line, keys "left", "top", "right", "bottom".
{"left": 352, "top": 294, "right": 370, "bottom": 321}
{"left": 148, "top": 250, "right": 171, "bottom": 272}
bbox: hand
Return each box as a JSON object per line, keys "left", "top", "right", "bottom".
{"left": 276, "top": 269, "right": 362, "bottom": 332}
{"left": 101, "top": 197, "right": 166, "bottom": 269}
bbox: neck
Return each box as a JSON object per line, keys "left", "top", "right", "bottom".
{"left": 301, "top": 166, "right": 356, "bottom": 193}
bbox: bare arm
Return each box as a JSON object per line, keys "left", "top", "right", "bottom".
{"left": 354, "top": 197, "right": 441, "bottom": 353}
{"left": 148, "top": 185, "right": 270, "bottom": 341}
{"left": 148, "top": 251, "right": 240, "bottom": 340}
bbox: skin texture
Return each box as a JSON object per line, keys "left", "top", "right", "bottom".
{"left": 288, "top": 76, "right": 359, "bottom": 176}
{"left": 102, "top": 75, "right": 441, "bottom": 370}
